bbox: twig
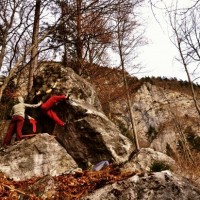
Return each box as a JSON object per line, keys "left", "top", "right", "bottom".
{"left": 2, "top": 183, "right": 28, "bottom": 196}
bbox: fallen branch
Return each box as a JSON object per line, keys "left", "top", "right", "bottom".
{"left": 2, "top": 183, "right": 28, "bottom": 196}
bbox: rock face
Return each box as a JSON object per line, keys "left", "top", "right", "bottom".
{"left": 81, "top": 170, "right": 200, "bottom": 200}
{"left": 25, "top": 64, "right": 134, "bottom": 169}
{"left": 32, "top": 63, "right": 102, "bottom": 111}
{"left": 1, "top": 64, "right": 134, "bottom": 171}
{"left": 110, "top": 82, "right": 200, "bottom": 154}
{"left": 54, "top": 99, "right": 134, "bottom": 168}
{"left": 0, "top": 64, "right": 200, "bottom": 197}
{"left": 0, "top": 133, "right": 78, "bottom": 181}
{"left": 122, "top": 148, "right": 176, "bottom": 173}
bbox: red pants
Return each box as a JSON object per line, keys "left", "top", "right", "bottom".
{"left": 41, "top": 95, "right": 66, "bottom": 126}
{"left": 3, "top": 115, "right": 24, "bottom": 145}
{"left": 29, "top": 118, "right": 37, "bottom": 133}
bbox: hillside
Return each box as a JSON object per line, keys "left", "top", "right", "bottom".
{"left": 85, "top": 64, "right": 200, "bottom": 184}
{"left": 84, "top": 64, "right": 200, "bottom": 107}
{"left": 0, "top": 63, "right": 200, "bottom": 199}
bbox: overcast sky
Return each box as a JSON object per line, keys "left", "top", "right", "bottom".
{"left": 136, "top": 0, "right": 195, "bottom": 82}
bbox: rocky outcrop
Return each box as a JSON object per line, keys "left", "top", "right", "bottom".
{"left": 1, "top": 63, "right": 200, "bottom": 198}
{"left": 32, "top": 63, "right": 102, "bottom": 111}
{"left": 54, "top": 99, "right": 134, "bottom": 168}
{"left": 81, "top": 170, "right": 200, "bottom": 200}
{"left": 25, "top": 64, "right": 134, "bottom": 168}
{"left": 0, "top": 64, "right": 134, "bottom": 172}
{"left": 0, "top": 133, "right": 78, "bottom": 181}
{"left": 121, "top": 148, "right": 176, "bottom": 173}
{"left": 110, "top": 82, "right": 200, "bottom": 154}
{"left": 0, "top": 142, "right": 199, "bottom": 199}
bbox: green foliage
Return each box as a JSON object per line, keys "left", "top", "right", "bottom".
{"left": 150, "top": 160, "right": 171, "bottom": 172}
{"left": 147, "top": 125, "right": 158, "bottom": 142}
{"left": 115, "top": 119, "right": 134, "bottom": 143}
{"left": 166, "top": 143, "right": 176, "bottom": 158}
{"left": 187, "top": 132, "right": 200, "bottom": 151}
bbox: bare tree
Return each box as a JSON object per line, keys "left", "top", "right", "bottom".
{"left": 166, "top": 2, "right": 200, "bottom": 116}
{"left": 0, "top": 18, "right": 59, "bottom": 101}
{"left": 49, "top": 0, "right": 126, "bottom": 75}
{"left": 0, "top": 0, "right": 145, "bottom": 103}
{"left": 148, "top": 0, "right": 200, "bottom": 116}
{"left": 0, "top": 0, "right": 31, "bottom": 71}
{"left": 112, "top": 0, "right": 144, "bottom": 150}
{"left": 0, "top": 0, "right": 59, "bottom": 101}
{"left": 149, "top": 0, "right": 200, "bottom": 162}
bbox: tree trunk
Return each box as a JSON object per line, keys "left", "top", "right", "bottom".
{"left": 76, "top": 0, "right": 83, "bottom": 75}
{"left": 121, "top": 56, "right": 140, "bottom": 150}
{"left": 117, "top": 30, "right": 139, "bottom": 150}
{"left": 27, "top": 0, "right": 41, "bottom": 95}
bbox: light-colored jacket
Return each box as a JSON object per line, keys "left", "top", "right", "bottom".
{"left": 11, "top": 96, "right": 42, "bottom": 118}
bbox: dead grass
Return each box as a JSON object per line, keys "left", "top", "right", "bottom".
{"left": 174, "top": 152, "right": 200, "bottom": 186}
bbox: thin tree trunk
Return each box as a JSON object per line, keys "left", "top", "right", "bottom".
{"left": 170, "top": 16, "right": 200, "bottom": 117}
{"left": 76, "top": 0, "right": 83, "bottom": 75}
{"left": 28, "top": 0, "right": 41, "bottom": 95}
{"left": 121, "top": 59, "right": 140, "bottom": 150}
{"left": 0, "top": 42, "right": 7, "bottom": 69}
{"left": 177, "top": 38, "right": 200, "bottom": 116}
{"left": 117, "top": 31, "right": 139, "bottom": 150}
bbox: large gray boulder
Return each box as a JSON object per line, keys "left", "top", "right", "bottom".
{"left": 81, "top": 170, "right": 200, "bottom": 200}
{"left": 0, "top": 133, "right": 78, "bottom": 181}
{"left": 54, "top": 99, "right": 134, "bottom": 168}
{"left": 0, "top": 64, "right": 134, "bottom": 171}
{"left": 23, "top": 64, "right": 134, "bottom": 168}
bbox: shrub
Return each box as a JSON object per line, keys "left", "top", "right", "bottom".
{"left": 150, "top": 160, "right": 171, "bottom": 172}
{"left": 166, "top": 143, "right": 176, "bottom": 158}
{"left": 147, "top": 125, "right": 158, "bottom": 142}
{"left": 187, "top": 132, "right": 200, "bottom": 151}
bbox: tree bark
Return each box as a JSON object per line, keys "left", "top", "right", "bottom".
{"left": 76, "top": 0, "right": 83, "bottom": 75}
{"left": 28, "top": 0, "right": 41, "bottom": 95}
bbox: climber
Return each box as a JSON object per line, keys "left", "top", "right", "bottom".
{"left": 35, "top": 81, "right": 71, "bottom": 129}
{"left": 34, "top": 81, "right": 61, "bottom": 102}
{"left": 40, "top": 94, "right": 70, "bottom": 128}
{"left": 3, "top": 96, "right": 42, "bottom": 146}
